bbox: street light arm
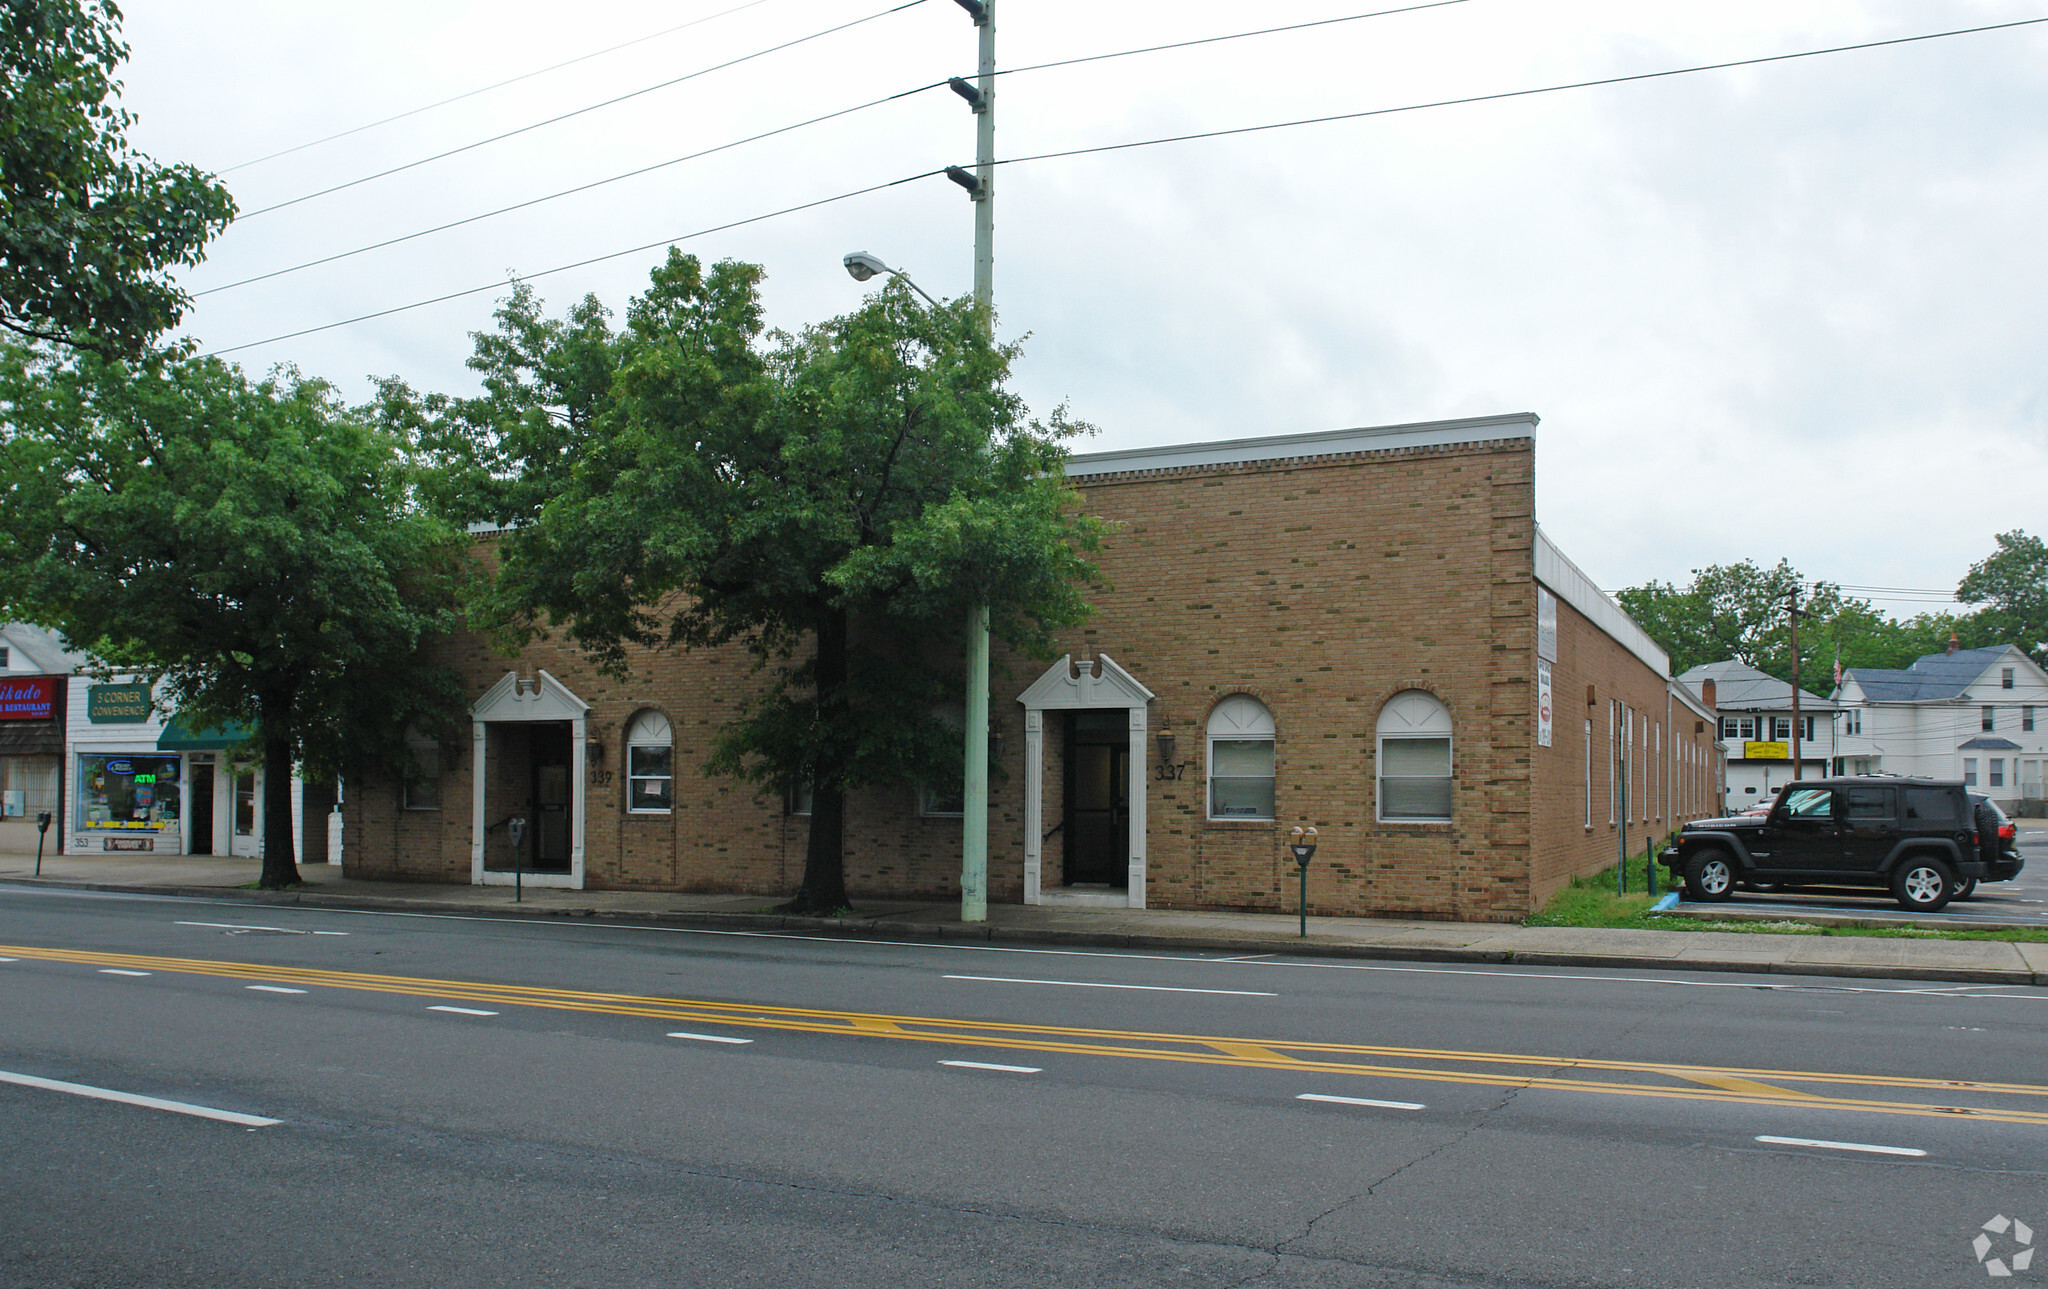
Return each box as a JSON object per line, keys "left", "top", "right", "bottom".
{"left": 842, "top": 250, "right": 941, "bottom": 308}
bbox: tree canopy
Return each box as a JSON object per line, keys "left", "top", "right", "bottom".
{"left": 1617, "top": 542, "right": 2042, "bottom": 688}
{"left": 0, "top": 342, "right": 467, "bottom": 887}
{"left": 396, "top": 252, "right": 1107, "bottom": 912}
{"left": 1, "top": 1, "right": 235, "bottom": 354}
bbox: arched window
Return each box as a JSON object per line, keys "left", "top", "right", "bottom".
{"left": 1207, "top": 695, "right": 1275, "bottom": 821}
{"left": 1377, "top": 691, "right": 1452, "bottom": 822}
{"left": 625, "top": 710, "right": 673, "bottom": 813}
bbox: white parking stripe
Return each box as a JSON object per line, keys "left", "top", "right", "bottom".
{"left": 0, "top": 1069, "right": 281, "bottom": 1127}
{"left": 427, "top": 1005, "right": 498, "bottom": 1016}
{"left": 944, "top": 974, "right": 1276, "bottom": 997}
{"left": 940, "top": 1060, "right": 1042, "bottom": 1074}
{"left": 245, "top": 985, "right": 308, "bottom": 995}
{"left": 1297, "top": 1093, "right": 1426, "bottom": 1111}
{"left": 1754, "top": 1135, "right": 1926, "bottom": 1158}
{"left": 98, "top": 969, "right": 150, "bottom": 977}
{"left": 667, "top": 1032, "right": 753, "bottom": 1044}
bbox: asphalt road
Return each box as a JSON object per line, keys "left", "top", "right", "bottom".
{"left": 2, "top": 883, "right": 2045, "bottom": 1289}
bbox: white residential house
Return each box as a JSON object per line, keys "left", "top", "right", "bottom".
{"left": 1833, "top": 643, "right": 2048, "bottom": 813}
{"left": 1678, "top": 660, "right": 1836, "bottom": 808}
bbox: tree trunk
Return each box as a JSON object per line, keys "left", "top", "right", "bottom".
{"left": 256, "top": 693, "right": 301, "bottom": 890}
{"left": 785, "top": 608, "right": 850, "bottom": 915}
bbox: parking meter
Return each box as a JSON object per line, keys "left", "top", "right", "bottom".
{"left": 34, "top": 810, "right": 51, "bottom": 876}
{"left": 507, "top": 816, "right": 527, "bottom": 903}
{"left": 1288, "top": 826, "right": 1319, "bottom": 938}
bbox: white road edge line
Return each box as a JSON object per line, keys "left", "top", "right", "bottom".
{"left": 1297, "top": 1093, "right": 1426, "bottom": 1111}
{"left": 940, "top": 1060, "right": 1042, "bottom": 1074}
{"left": 943, "top": 974, "right": 1276, "bottom": 997}
{"left": 245, "top": 985, "right": 308, "bottom": 995}
{"left": 667, "top": 1032, "right": 753, "bottom": 1044}
{"left": 427, "top": 1005, "right": 498, "bottom": 1016}
{"left": 98, "top": 968, "right": 150, "bottom": 977}
{"left": 1754, "top": 1135, "right": 1926, "bottom": 1158}
{"left": 0, "top": 1069, "right": 282, "bottom": 1127}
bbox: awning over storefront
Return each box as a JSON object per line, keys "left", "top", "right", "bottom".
{"left": 156, "top": 714, "right": 253, "bottom": 752}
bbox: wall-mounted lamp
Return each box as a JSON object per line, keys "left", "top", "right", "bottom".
{"left": 1156, "top": 730, "right": 1177, "bottom": 764}
{"left": 988, "top": 719, "right": 1006, "bottom": 763}
{"left": 586, "top": 733, "right": 604, "bottom": 761}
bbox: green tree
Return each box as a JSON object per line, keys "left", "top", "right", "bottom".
{"left": 0, "top": 342, "right": 467, "bottom": 887}
{"left": 1, "top": 1, "right": 235, "bottom": 354}
{"left": 1616, "top": 558, "right": 1992, "bottom": 686}
{"left": 1958, "top": 530, "right": 2048, "bottom": 667}
{"left": 409, "top": 252, "right": 1106, "bottom": 913}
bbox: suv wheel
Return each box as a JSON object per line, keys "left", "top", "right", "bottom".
{"left": 1891, "top": 858, "right": 1955, "bottom": 913}
{"left": 1684, "top": 851, "right": 1737, "bottom": 902}
{"left": 1951, "top": 875, "right": 1978, "bottom": 901}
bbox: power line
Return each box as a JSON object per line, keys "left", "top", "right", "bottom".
{"left": 201, "top": 15, "right": 2048, "bottom": 357}
{"left": 194, "top": 82, "right": 947, "bottom": 298}
{"left": 235, "top": 0, "right": 930, "bottom": 221}
{"left": 203, "top": 169, "right": 947, "bottom": 357}
{"left": 200, "top": 1, "right": 1477, "bottom": 296}
{"left": 978, "top": 16, "right": 2048, "bottom": 176}
{"left": 218, "top": 0, "right": 785, "bottom": 174}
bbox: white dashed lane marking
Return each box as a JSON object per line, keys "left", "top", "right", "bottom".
{"left": 940, "top": 1060, "right": 1042, "bottom": 1074}
{"left": 1298, "top": 1093, "right": 1426, "bottom": 1111}
{"left": 0, "top": 1069, "right": 281, "bottom": 1127}
{"left": 246, "top": 985, "right": 308, "bottom": 995}
{"left": 667, "top": 1032, "right": 753, "bottom": 1044}
{"left": 427, "top": 1005, "right": 498, "bottom": 1017}
{"left": 1755, "top": 1135, "right": 1927, "bottom": 1158}
{"left": 98, "top": 969, "right": 150, "bottom": 977}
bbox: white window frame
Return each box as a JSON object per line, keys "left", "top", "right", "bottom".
{"left": 2004, "top": 667, "right": 2016, "bottom": 689}
{"left": 1983, "top": 706, "right": 1996, "bottom": 732}
{"left": 1376, "top": 691, "right": 1453, "bottom": 825}
{"left": 1990, "top": 758, "right": 2006, "bottom": 789}
{"left": 1964, "top": 757, "right": 1979, "bottom": 786}
{"left": 1207, "top": 695, "right": 1276, "bottom": 822}
{"left": 625, "top": 710, "right": 673, "bottom": 814}
{"left": 2025, "top": 706, "right": 2036, "bottom": 733}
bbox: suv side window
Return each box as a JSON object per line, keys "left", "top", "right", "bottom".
{"left": 1902, "top": 788, "right": 1958, "bottom": 823}
{"left": 1782, "top": 787, "right": 1834, "bottom": 820}
{"left": 1843, "top": 787, "right": 1891, "bottom": 820}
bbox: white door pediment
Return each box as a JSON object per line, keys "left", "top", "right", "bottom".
{"left": 471, "top": 670, "right": 590, "bottom": 723}
{"left": 1017, "top": 654, "right": 1155, "bottom": 711}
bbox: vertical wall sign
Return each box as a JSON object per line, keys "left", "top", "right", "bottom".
{"left": 1537, "top": 659, "right": 1554, "bottom": 749}
{"left": 1536, "top": 587, "right": 1559, "bottom": 664}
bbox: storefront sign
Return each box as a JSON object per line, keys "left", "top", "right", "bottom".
{"left": 1536, "top": 659, "right": 1553, "bottom": 748}
{"left": 1743, "top": 740, "right": 1790, "bottom": 761}
{"left": 87, "top": 683, "right": 153, "bottom": 724}
{"left": 102, "top": 836, "right": 155, "bottom": 851}
{"left": 0, "top": 676, "right": 56, "bottom": 720}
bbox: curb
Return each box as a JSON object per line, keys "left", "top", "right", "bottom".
{"left": 5, "top": 876, "right": 2043, "bottom": 988}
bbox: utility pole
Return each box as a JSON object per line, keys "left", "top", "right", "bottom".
{"left": 1788, "top": 587, "right": 1803, "bottom": 783}
{"left": 951, "top": 0, "right": 995, "bottom": 923}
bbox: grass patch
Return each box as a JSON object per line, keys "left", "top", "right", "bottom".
{"left": 1529, "top": 862, "right": 2048, "bottom": 942}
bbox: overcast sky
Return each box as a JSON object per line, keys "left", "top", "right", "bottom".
{"left": 113, "top": 0, "right": 2047, "bottom": 617}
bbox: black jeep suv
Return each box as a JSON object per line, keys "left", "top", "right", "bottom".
{"left": 1660, "top": 776, "right": 1985, "bottom": 913}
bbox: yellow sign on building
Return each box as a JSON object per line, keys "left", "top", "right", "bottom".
{"left": 1743, "top": 740, "right": 1790, "bottom": 761}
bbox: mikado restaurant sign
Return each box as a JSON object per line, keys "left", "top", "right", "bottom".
{"left": 0, "top": 676, "right": 56, "bottom": 721}
{"left": 87, "top": 683, "right": 152, "bottom": 724}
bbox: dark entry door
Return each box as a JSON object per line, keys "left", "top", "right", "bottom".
{"left": 530, "top": 723, "right": 573, "bottom": 873}
{"left": 1065, "top": 711, "right": 1129, "bottom": 887}
{"left": 188, "top": 763, "right": 215, "bottom": 855}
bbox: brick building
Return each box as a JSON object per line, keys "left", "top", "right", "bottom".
{"left": 344, "top": 413, "right": 1720, "bottom": 921}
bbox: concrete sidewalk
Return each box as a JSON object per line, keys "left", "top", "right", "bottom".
{"left": 5, "top": 851, "right": 2046, "bottom": 987}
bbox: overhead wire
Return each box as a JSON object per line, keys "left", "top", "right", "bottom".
{"left": 197, "top": 0, "right": 1477, "bottom": 296}
{"left": 217, "top": 0, "right": 785, "bottom": 174}
{"left": 233, "top": 0, "right": 931, "bottom": 220}
{"left": 201, "top": 14, "right": 2048, "bottom": 357}
{"left": 204, "top": 169, "right": 949, "bottom": 356}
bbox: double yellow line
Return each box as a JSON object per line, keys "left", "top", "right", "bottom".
{"left": 12, "top": 941, "right": 2048, "bottom": 1127}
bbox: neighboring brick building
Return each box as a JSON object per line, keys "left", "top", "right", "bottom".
{"left": 344, "top": 413, "right": 1720, "bottom": 921}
